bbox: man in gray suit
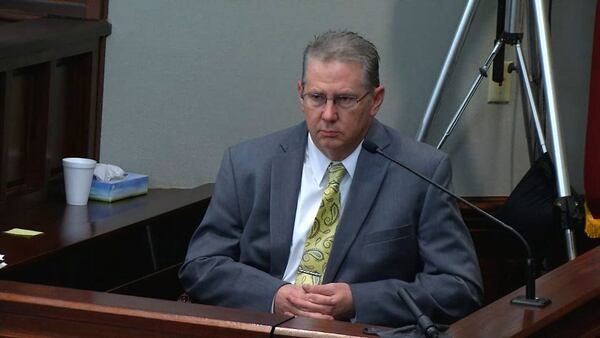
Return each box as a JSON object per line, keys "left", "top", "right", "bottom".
{"left": 180, "top": 31, "right": 482, "bottom": 326}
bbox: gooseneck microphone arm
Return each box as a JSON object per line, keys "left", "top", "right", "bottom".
{"left": 398, "top": 288, "right": 440, "bottom": 338}
{"left": 362, "top": 140, "right": 550, "bottom": 307}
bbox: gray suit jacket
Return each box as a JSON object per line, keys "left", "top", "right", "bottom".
{"left": 179, "top": 119, "right": 483, "bottom": 326}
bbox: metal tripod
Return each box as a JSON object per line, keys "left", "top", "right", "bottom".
{"left": 416, "top": 0, "right": 578, "bottom": 260}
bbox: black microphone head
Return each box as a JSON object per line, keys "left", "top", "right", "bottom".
{"left": 362, "top": 140, "right": 379, "bottom": 153}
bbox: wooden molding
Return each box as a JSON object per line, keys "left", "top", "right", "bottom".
{"left": 0, "top": 1, "right": 108, "bottom": 20}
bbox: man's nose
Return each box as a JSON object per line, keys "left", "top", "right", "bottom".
{"left": 322, "top": 99, "right": 338, "bottom": 121}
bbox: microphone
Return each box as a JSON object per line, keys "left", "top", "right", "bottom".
{"left": 398, "top": 288, "right": 440, "bottom": 338}
{"left": 362, "top": 140, "right": 551, "bottom": 307}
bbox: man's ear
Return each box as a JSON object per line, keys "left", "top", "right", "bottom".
{"left": 369, "top": 85, "right": 385, "bottom": 117}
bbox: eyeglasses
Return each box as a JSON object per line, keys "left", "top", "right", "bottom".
{"left": 301, "top": 91, "right": 371, "bottom": 110}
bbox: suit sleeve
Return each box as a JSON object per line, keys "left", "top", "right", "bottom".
{"left": 178, "top": 148, "right": 286, "bottom": 311}
{"left": 349, "top": 156, "right": 483, "bottom": 326}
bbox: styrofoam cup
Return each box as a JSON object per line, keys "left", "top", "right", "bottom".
{"left": 62, "top": 157, "right": 97, "bottom": 206}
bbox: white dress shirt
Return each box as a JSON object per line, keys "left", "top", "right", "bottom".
{"left": 282, "top": 134, "right": 362, "bottom": 283}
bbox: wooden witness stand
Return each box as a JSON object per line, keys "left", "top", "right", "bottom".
{"left": 0, "top": 185, "right": 598, "bottom": 337}
{"left": 0, "top": 250, "right": 598, "bottom": 337}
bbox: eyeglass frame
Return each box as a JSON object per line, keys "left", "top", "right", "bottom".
{"left": 300, "top": 89, "right": 372, "bottom": 110}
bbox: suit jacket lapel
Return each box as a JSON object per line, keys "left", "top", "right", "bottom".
{"left": 269, "top": 123, "right": 307, "bottom": 278}
{"left": 323, "top": 120, "right": 392, "bottom": 283}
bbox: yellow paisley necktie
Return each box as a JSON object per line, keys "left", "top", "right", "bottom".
{"left": 295, "top": 162, "right": 347, "bottom": 285}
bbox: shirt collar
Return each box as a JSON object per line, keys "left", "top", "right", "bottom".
{"left": 306, "top": 133, "right": 361, "bottom": 185}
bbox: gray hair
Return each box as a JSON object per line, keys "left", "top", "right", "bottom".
{"left": 301, "top": 31, "right": 380, "bottom": 90}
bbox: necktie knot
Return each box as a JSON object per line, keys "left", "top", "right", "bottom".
{"left": 327, "top": 162, "right": 346, "bottom": 186}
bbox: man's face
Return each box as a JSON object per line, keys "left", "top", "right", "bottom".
{"left": 298, "top": 59, "right": 384, "bottom": 161}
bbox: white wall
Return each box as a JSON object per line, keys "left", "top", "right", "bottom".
{"left": 100, "top": 0, "right": 595, "bottom": 196}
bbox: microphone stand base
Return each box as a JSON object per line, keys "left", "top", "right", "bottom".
{"left": 511, "top": 296, "right": 552, "bottom": 307}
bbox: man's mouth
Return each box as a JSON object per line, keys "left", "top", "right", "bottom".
{"left": 320, "top": 130, "right": 339, "bottom": 137}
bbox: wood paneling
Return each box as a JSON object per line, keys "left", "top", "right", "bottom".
{"left": 0, "top": 14, "right": 110, "bottom": 211}
{"left": 3, "top": 64, "right": 50, "bottom": 196}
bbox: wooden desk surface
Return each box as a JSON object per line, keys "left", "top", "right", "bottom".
{"left": 0, "top": 185, "right": 215, "bottom": 299}
{"left": 0, "top": 185, "right": 213, "bottom": 269}
{"left": 449, "top": 245, "right": 600, "bottom": 337}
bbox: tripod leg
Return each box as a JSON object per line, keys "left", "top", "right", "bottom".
{"left": 437, "top": 40, "right": 504, "bottom": 149}
{"left": 532, "top": 0, "right": 577, "bottom": 260}
{"left": 416, "top": 0, "right": 481, "bottom": 142}
{"left": 514, "top": 43, "right": 548, "bottom": 154}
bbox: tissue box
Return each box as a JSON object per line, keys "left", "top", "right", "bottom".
{"left": 89, "top": 172, "right": 148, "bottom": 202}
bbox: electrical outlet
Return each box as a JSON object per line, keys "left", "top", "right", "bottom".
{"left": 487, "top": 61, "right": 512, "bottom": 104}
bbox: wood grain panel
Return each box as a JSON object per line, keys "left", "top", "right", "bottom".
{"left": 0, "top": 16, "right": 110, "bottom": 210}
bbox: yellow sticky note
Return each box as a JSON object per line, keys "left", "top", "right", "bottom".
{"left": 3, "top": 228, "right": 44, "bottom": 238}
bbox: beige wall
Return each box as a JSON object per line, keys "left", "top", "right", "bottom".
{"left": 101, "top": 0, "right": 595, "bottom": 195}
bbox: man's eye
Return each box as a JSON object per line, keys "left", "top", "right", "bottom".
{"left": 336, "top": 96, "right": 355, "bottom": 104}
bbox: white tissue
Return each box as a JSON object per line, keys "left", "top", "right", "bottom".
{"left": 94, "top": 163, "right": 126, "bottom": 182}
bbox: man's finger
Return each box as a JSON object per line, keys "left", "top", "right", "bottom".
{"left": 302, "top": 283, "right": 336, "bottom": 296}
{"left": 305, "top": 292, "right": 336, "bottom": 306}
{"left": 288, "top": 294, "right": 333, "bottom": 314}
{"left": 291, "top": 308, "right": 334, "bottom": 320}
